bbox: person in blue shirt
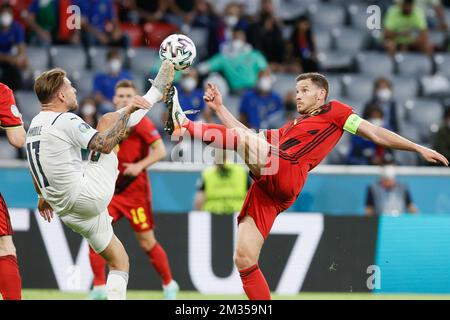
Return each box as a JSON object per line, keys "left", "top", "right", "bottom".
{"left": 73, "top": 0, "right": 129, "bottom": 47}
{"left": 93, "top": 48, "right": 132, "bottom": 114}
{"left": 239, "top": 69, "right": 285, "bottom": 130}
{"left": 0, "top": 3, "right": 27, "bottom": 90}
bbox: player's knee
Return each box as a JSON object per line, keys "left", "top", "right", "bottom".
{"left": 138, "top": 236, "right": 156, "bottom": 252}
{"left": 233, "top": 247, "right": 255, "bottom": 269}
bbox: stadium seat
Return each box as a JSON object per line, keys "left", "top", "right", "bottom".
{"left": 315, "top": 29, "right": 333, "bottom": 52}
{"left": 49, "top": 45, "right": 88, "bottom": 74}
{"left": 143, "top": 22, "right": 178, "bottom": 49}
{"left": 27, "top": 46, "right": 49, "bottom": 74}
{"left": 420, "top": 74, "right": 450, "bottom": 98}
{"left": 277, "top": 0, "right": 310, "bottom": 20}
{"left": 14, "top": 90, "right": 41, "bottom": 127}
{"left": 0, "top": 137, "right": 17, "bottom": 160}
{"left": 332, "top": 27, "right": 368, "bottom": 53}
{"left": 322, "top": 74, "right": 343, "bottom": 99}
{"left": 186, "top": 27, "right": 209, "bottom": 60}
{"left": 309, "top": 3, "right": 346, "bottom": 30}
{"left": 127, "top": 48, "right": 159, "bottom": 77}
{"left": 339, "top": 96, "right": 366, "bottom": 116}
{"left": 395, "top": 53, "right": 433, "bottom": 77}
{"left": 429, "top": 30, "right": 447, "bottom": 50}
{"left": 72, "top": 70, "right": 95, "bottom": 100}
{"left": 120, "top": 23, "right": 144, "bottom": 47}
{"left": 341, "top": 74, "right": 374, "bottom": 102}
{"left": 87, "top": 46, "right": 127, "bottom": 72}
{"left": 272, "top": 72, "right": 296, "bottom": 98}
{"left": 317, "top": 51, "right": 355, "bottom": 72}
{"left": 355, "top": 51, "right": 394, "bottom": 77}
{"left": 434, "top": 53, "right": 450, "bottom": 78}
{"left": 348, "top": 3, "right": 371, "bottom": 30}
{"left": 403, "top": 98, "right": 443, "bottom": 143}
{"left": 388, "top": 75, "right": 419, "bottom": 101}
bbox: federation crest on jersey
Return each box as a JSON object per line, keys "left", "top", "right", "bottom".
{"left": 78, "top": 122, "right": 91, "bottom": 133}
{"left": 10, "top": 105, "right": 22, "bottom": 118}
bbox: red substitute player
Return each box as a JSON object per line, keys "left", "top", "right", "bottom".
{"left": 0, "top": 82, "right": 26, "bottom": 300}
{"left": 164, "top": 73, "right": 449, "bottom": 300}
{"left": 88, "top": 80, "right": 178, "bottom": 300}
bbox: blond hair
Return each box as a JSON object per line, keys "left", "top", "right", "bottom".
{"left": 34, "top": 68, "right": 67, "bottom": 104}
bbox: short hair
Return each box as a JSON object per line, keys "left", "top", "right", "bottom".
{"left": 296, "top": 72, "right": 329, "bottom": 100}
{"left": 106, "top": 48, "right": 121, "bottom": 61}
{"left": 34, "top": 68, "right": 67, "bottom": 104}
{"left": 115, "top": 79, "right": 137, "bottom": 92}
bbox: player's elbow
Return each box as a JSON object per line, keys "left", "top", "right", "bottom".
{"left": 7, "top": 133, "right": 26, "bottom": 148}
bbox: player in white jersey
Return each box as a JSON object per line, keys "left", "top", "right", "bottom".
{"left": 26, "top": 63, "right": 174, "bottom": 299}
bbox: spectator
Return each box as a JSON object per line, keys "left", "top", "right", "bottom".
{"left": 247, "top": 0, "right": 285, "bottom": 72}
{"left": 288, "top": 15, "right": 319, "bottom": 73}
{"left": 217, "top": 2, "right": 249, "bottom": 50}
{"left": 284, "top": 90, "right": 297, "bottom": 121}
{"left": 78, "top": 96, "right": 99, "bottom": 160}
{"left": 414, "top": 0, "right": 448, "bottom": 30}
{"left": 194, "top": 149, "right": 249, "bottom": 214}
{"left": 347, "top": 107, "right": 394, "bottom": 165}
{"left": 198, "top": 28, "right": 268, "bottom": 93}
{"left": 120, "top": 0, "right": 183, "bottom": 27}
{"left": 383, "top": 0, "right": 434, "bottom": 55}
{"left": 92, "top": 48, "right": 132, "bottom": 114}
{"left": 432, "top": 107, "right": 450, "bottom": 162}
{"left": 164, "top": 68, "right": 212, "bottom": 123}
{"left": 239, "top": 69, "right": 285, "bottom": 130}
{"left": 365, "top": 165, "right": 418, "bottom": 216}
{"left": 363, "top": 77, "right": 400, "bottom": 132}
{"left": 73, "top": 0, "right": 129, "bottom": 47}
{"left": 0, "top": 3, "right": 26, "bottom": 90}
{"left": 24, "top": 0, "right": 57, "bottom": 45}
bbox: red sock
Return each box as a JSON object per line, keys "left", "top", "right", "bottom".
{"left": 239, "top": 264, "right": 271, "bottom": 300}
{"left": 0, "top": 255, "right": 22, "bottom": 300}
{"left": 183, "top": 120, "right": 239, "bottom": 150}
{"left": 89, "top": 246, "right": 107, "bottom": 286}
{"left": 147, "top": 243, "right": 173, "bottom": 285}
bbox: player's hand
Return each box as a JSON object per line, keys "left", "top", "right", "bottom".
{"left": 38, "top": 198, "right": 54, "bottom": 223}
{"left": 418, "top": 146, "right": 449, "bottom": 166}
{"left": 123, "top": 162, "right": 143, "bottom": 177}
{"left": 203, "top": 83, "right": 224, "bottom": 112}
{"left": 129, "top": 95, "right": 151, "bottom": 113}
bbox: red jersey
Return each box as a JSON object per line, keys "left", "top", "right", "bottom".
{"left": 0, "top": 83, "right": 23, "bottom": 129}
{"left": 114, "top": 117, "right": 161, "bottom": 196}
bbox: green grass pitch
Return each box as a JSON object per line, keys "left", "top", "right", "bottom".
{"left": 16, "top": 289, "right": 450, "bottom": 300}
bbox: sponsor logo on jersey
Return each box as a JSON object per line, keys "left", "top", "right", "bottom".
{"left": 10, "top": 105, "right": 22, "bottom": 118}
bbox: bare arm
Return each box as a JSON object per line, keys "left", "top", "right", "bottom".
{"left": 5, "top": 126, "right": 26, "bottom": 148}
{"left": 31, "top": 174, "right": 53, "bottom": 222}
{"left": 203, "top": 83, "right": 248, "bottom": 130}
{"left": 356, "top": 119, "right": 449, "bottom": 166}
{"left": 194, "top": 191, "right": 205, "bottom": 210}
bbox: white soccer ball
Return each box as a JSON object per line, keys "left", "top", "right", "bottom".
{"left": 159, "top": 34, "right": 197, "bottom": 71}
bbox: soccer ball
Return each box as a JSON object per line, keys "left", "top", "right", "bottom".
{"left": 159, "top": 34, "right": 197, "bottom": 71}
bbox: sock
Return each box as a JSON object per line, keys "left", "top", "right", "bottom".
{"left": 0, "top": 255, "right": 22, "bottom": 300}
{"left": 106, "top": 270, "right": 128, "bottom": 300}
{"left": 239, "top": 264, "right": 271, "bottom": 300}
{"left": 116, "top": 107, "right": 149, "bottom": 128}
{"left": 183, "top": 120, "right": 240, "bottom": 150}
{"left": 147, "top": 243, "right": 173, "bottom": 286}
{"left": 89, "top": 246, "right": 107, "bottom": 286}
{"left": 143, "top": 85, "right": 163, "bottom": 105}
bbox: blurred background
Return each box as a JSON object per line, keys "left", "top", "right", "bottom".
{"left": 1, "top": 0, "right": 450, "bottom": 298}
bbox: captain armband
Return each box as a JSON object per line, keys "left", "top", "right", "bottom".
{"left": 343, "top": 114, "right": 363, "bottom": 135}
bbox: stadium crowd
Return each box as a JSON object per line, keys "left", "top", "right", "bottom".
{"left": 1, "top": 0, "right": 450, "bottom": 166}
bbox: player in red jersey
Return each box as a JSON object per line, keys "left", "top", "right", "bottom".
{"left": 0, "top": 82, "right": 26, "bottom": 300}
{"left": 87, "top": 80, "right": 178, "bottom": 300}
{"left": 163, "top": 73, "right": 449, "bottom": 300}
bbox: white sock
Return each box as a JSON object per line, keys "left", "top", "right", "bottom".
{"left": 106, "top": 270, "right": 128, "bottom": 300}
{"left": 142, "top": 85, "right": 163, "bottom": 105}
{"left": 116, "top": 108, "right": 149, "bottom": 128}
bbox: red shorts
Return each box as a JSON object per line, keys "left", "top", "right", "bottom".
{"left": 237, "top": 152, "right": 308, "bottom": 239}
{"left": 0, "top": 193, "right": 13, "bottom": 237}
{"left": 107, "top": 194, "right": 154, "bottom": 233}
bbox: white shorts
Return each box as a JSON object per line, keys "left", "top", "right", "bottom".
{"left": 60, "top": 152, "right": 119, "bottom": 253}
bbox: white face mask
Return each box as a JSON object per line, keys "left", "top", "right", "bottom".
{"left": 225, "top": 15, "right": 238, "bottom": 28}
{"left": 257, "top": 76, "right": 272, "bottom": 92}
{"left": 108, "top": 58, "right": 122, "bottom": 74}
{"left": 369, "top": 118, "right": 384, "bottom": 127}
{"left": 232, "top": 39, "right": 245, "bottom": 51}
{"left": 81, "top": 104, "right": 96, "bottom": 116}
{"left": 376, "top": 88, "right": 392, "bottom": 102}
{"left": 0, "top": 12, "right": 13, "bottom": 28}
{"left": 181, "top": 77, "right": 197, "bottom": 92}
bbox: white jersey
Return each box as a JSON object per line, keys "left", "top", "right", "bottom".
{"left": 25, "top": 111, "right": 98, "bottom": 214}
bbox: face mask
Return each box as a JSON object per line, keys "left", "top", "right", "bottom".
{"left": 181, "top": 77, "right": 197, "bottom": 92}
{"left": 0, "top": 12, "right": 13, "bottom": 28}
{"left": 81, "top": 104, "right": 96, "bottom": 116}
{"left": 224, "top": 15, "right": 238, "bottom": 28}
{"left": 376, "top": 88, "right": 392, "bottom": 102}
{"left": 369, "top": 118, "right": 384, "bottom": 127}
{"left": 257, "top": 76, "right": 272, "bottom": 92}
{"left": 232, "top": 39, "right": 245, "bottom": 51}
{"left": 108, "top": 59, "right": 122, "bottom": 74}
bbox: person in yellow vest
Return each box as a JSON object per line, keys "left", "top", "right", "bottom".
{"left": 194, "top": 149, "right": 249, "bottom": 214}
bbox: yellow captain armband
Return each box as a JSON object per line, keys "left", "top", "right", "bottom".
{"left": 343, "top": 114, "right": 363, "bottom": 135}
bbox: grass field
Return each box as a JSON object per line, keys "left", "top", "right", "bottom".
{"left": 18, "top": 289, "right": 450, "bottom": 300}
